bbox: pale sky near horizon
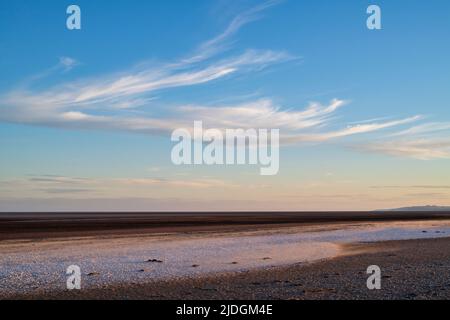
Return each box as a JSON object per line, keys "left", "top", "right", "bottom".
{"left": 1, "top": 0, "right": 450, "bottom": 211}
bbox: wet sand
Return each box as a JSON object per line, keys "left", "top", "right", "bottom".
{"left": 2, "top": 211, "right": 450, "bottom": 241}
{"left": 10, "top": 237, "right": 450, "bottom": 300}
{"left": 1, "top": 214, "right": 450, "bottom": 300}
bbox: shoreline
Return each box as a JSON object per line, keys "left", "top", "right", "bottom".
{"left": 6, "top": 236, "right": 450, "bottom": 300}
{"left": 1, "top": 219, "right": 450, "bottom": 300}
{"left": 1, "top": 211, "right": 450, "bottom": 241}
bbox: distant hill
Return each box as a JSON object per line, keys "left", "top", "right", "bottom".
{"left": 376, "top": 205, "right": 450, "bottom": 212}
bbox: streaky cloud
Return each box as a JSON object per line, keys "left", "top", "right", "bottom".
{"left": 354, "top": 138, "right": 450, "bottom": 160}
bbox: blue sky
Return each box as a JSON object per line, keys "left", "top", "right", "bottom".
{"left": 1, "top": 0, "right": 450, "bottom": 211}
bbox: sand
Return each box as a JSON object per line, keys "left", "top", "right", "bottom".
{"left": 2, "top": 211, "right": 450, "bottom": 240}
{"left": 7, "top": 237, "right": 450, "bottom": 300}
{"left": 1, "top": 214, "right": 450, "bottom": 300}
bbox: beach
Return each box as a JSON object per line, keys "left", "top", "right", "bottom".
{"left": 24, "top": 237, "right": 450, "bottom": 300}
{"left": 1, "top": 212, "right": 450, "bottom": 300}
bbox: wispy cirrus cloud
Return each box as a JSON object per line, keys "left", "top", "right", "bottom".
{"left": 0, "top": 1, "right": 291, "bottom": 125}
{"left": 353, "top": 120, "right": 450, "bottom": 160}
{"left": 356, "top": 138, "right": 450, "bottom": 160}
{"left": 58, "top": 57, "right": 79, "bottom": 72}
{"left": 0, "top": 0, "right": 429, "bottom": 151}
{"left": 390, "top": 122, "right": 450, "bottom": 137}
{"left": 0, "top": 49, "right": 291, "bottom": 120}
{"left": 0, "top": 92, "right": 421, "bottom": 144}
{"left": 0, "top": 175, "right": 236, "bottom": 198}
{"left": 284, "top": 115, "right": 422, "bottom": 144}
{"left": 182, "top": 0, "right": 283, "bottom": 64}
{"left": 178, "top": 98, "right": 347, "bottom": 131}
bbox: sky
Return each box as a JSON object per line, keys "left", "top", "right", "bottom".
{"left": 1, "top": 0, "right": 450, "bottom": 211}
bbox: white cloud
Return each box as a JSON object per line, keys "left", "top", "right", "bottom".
{"left": 61, "top": 111, "right": 93, "bottom": 121}
{"left": 0, "top": 50, "right": 291, "bottom": 130}
{"left": 353, "top": 119, "right": 450, "bottom": 160}
{"left": 0, "top": 0, "right": 292, "bottom": 129}
{"left": 390, "top": 122, "right": 450, "bottom": 137}
{"left": 284, "top": 116, "right": 422, "bottom": 143}
{"left": 178, "top": 98, "right": 347, "bottom": 131}
{"left": 355, "top": 138, "right": 450, "bottom": 160}
{"left": 182, "top": 0, "right": 283, "bottom": 63}
{"left": 0, "top": 175, "right": 236, "bottom": 199}
{"left": 0, "top": 85, "right": 423, "bottom": 144}
{"left": 59, "top": 57, "right": 78, "bottom": 71}
{"left": 0, "top": 0, "right": 435, "bottom": 153}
